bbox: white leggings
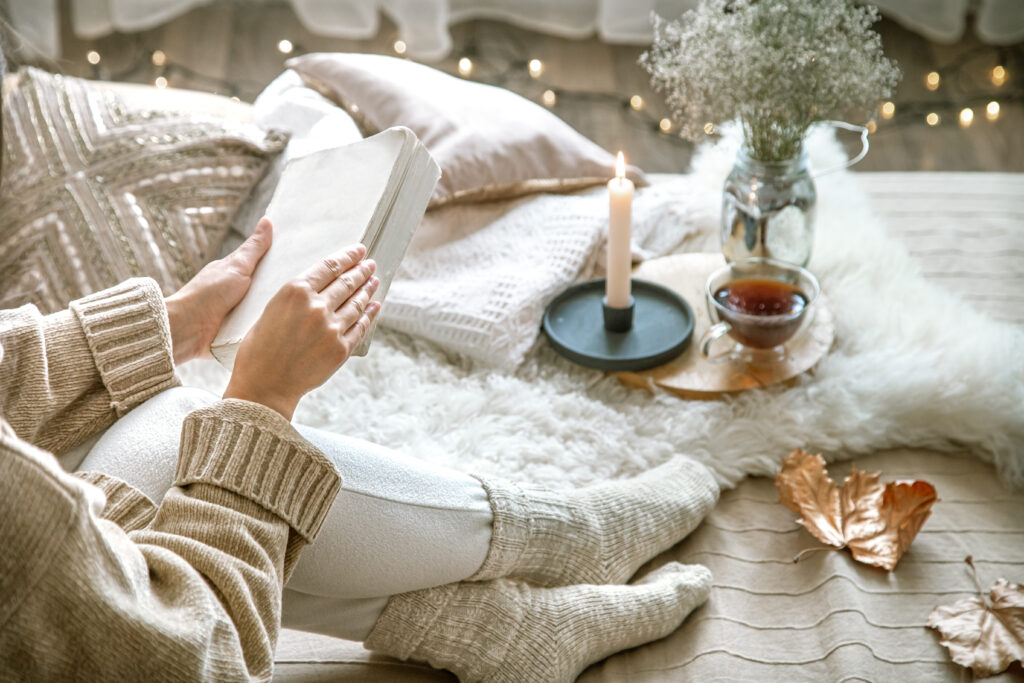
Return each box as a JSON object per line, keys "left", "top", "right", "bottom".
{"left": 76, "top": 387, "right": 493, "bottom": 642}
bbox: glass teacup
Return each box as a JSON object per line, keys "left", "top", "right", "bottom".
{"left": 700, "top": 258, "right": 820, "bottom": 363}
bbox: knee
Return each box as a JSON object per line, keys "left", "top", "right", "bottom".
{"left": 138, "top": 386, "right": 220, "bottom": 417}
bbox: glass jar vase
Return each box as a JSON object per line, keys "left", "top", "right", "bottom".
{"left": 721, "top": 145, "right": 816, "bottom": 267}
{"left": 720, "top": 122, "right": 870, "bottom": 267}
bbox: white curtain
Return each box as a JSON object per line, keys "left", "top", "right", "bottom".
{"left": 9, "top": 0, "right": 1024, "bottom": 61}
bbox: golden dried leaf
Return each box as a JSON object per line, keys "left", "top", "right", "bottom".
{"left": 928, "top": 557, "right": 1024, "bottom": 677}
{"left": 775, "top": 449, "right": 937, "bottom": 571}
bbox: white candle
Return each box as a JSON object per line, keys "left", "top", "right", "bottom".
{"left": 606, "top": 151, "right": 634, "bottom": 308}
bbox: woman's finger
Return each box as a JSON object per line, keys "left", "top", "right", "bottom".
{"left": 341, "top": 302, "right": 381, "bottom": 349}
{"left": 228, "top": 217, "right": 274, "bottom": 275}
{"left": 320, "top": 259, "right": 375, "bottom": 311}
{"left": 300, "top": 244, "right": 366, "bottom": 291}
{"left": 335, "top": 276, "right": 379, "bottom": 330}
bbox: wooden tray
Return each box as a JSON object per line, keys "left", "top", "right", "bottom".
{"left": 614, "top": 253, "right": 835, "bottom": 399}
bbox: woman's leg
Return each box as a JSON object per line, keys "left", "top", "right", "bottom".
{"left": 77, "top": 386, "right": 494, "bottom": 640}
{"left": 80, "top": 387, "right": 720, "bottom": 647}
{"left": 280, "top": 426, "right": 491, "bottom": 599}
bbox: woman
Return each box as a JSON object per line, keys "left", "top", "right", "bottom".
{"left": 0, "top": 83, "right": 718, "bottom": 683}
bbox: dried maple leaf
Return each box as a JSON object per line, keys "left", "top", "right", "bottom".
{"left": 928, "top": 556, "right": 1024, "bottom": 677}
{"left": 775, "top": 449, "right": 937, "bottom": 571}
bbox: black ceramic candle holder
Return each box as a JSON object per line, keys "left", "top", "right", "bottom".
{"left": 602, "top": 296, "right": 635, "bottom": 332}
{"left": 542, "top": 278, "right": 694, "bottom": 372}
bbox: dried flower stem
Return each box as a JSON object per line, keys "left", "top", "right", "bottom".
{"left": 793, "top": 546, "right": 841, "bottom": 563}
{"left": 965, "top": 555, "right": 989, "bottom": 606}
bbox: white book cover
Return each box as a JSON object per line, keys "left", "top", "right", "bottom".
{"left": 211, "top": 127, "right": 439, "bottom": 368}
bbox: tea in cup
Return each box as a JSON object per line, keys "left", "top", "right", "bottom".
{"left": 700, "top": 258, "right": 819, "bottom": 361}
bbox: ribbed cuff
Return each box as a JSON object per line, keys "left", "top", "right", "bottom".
{"left": 75, "top": 471, "right": 157, "bottom": 533}
{"left": 69, "top": 278, "right": 179, "bottom": 417}
{"left": 174, "top": 399, "right": 341, "bottom": 543}
{"left": 364, "top": 583, "right": 459, "bottom": 661}
{"left": 365, "top": 580, "right": 524, "bottom": 681}
{"left": 466, "top": 475, "right": 531, "bottom": 582}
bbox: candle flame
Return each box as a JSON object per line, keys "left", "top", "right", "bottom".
{"left": 615, "top": 151, "right": 625, "bottom": 179}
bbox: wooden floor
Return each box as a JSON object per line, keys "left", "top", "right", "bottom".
{"left": 48, "top": 2, "right": 1024, "bottom": 173}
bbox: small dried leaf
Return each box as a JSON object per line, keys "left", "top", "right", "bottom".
{"left": 776, "top": 450, "right": 849, "bottom": 548}
{"left": 928, "top": 560, "right": 1024, "bottom": 677}
{"left": 775, "top": 449, "right": 937, "bottom": 571}
{"left": 847, "top": 480, "right": 939, "bottom": 571}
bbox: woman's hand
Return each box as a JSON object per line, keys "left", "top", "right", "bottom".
{"left": 164, "top": 218, "right": 274, "bottom": 365}
{"left": 222, "top": 245, "right": 381, "bottom": 420}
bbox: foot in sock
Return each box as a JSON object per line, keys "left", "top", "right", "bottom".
{"left": 364, "top": 561, "right": 712, "bottom": 683}
{"left": 469, "top": 455, "right": 719, "bottom": 586}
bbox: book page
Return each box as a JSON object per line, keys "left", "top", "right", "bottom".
{"left": 213, "top": 130, "right": 404, "bottom": 351}
{"left": 352, "top": 142, "right": 441, "bottom": 356}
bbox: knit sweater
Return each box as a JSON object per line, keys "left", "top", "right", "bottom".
{"left": 0, "top": 278, "right": 341, "bottom": 681}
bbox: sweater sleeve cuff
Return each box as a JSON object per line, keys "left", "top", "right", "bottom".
{"left": 174, "top": 399, "right": 341, "bottom": 543}
{"left": 74, "top": 471, "right": 158, "bottom": 533}
{"left": 69, "top": 278, "right": 179, "bottom": 417}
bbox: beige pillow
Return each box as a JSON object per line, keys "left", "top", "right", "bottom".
{"left": 287, "top": 53, "right": 646, "bottom": 208}
{"left": 0, "top": 67, "right": 286, "bottom": 313}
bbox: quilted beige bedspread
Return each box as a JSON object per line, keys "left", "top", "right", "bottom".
{"left": 273, "top": 172, "right": 1024, "bottom": 682}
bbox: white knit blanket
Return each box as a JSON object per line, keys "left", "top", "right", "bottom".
{"left": 179, "top": 128, "right": 1024, "bottom": 491}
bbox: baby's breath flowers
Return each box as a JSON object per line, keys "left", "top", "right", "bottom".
{"left": 641, "top": 0, "right": 901, "bottom": 162}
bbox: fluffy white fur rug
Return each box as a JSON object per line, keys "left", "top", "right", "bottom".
{"left": 179, "top": 127, "right": 1024, "bottom": 490}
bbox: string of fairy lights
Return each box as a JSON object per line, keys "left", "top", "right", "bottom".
{"left": 78, "top": 26, "right": 1022, "bottom": 140}
{"left": 867, "top": 45, "right": 1023, "bottom": 132}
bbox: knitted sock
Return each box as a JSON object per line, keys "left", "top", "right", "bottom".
{"left": 468, "top": 455, "right": 719, "bottom": 586}
{"left": 363, "top": 562, "right": 712, "bottom": 683}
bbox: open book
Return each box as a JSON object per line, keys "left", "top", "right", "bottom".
{"left": 211, "top": 126, "right": 441, "bottom": 368}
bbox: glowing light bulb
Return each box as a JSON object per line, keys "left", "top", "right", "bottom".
{"left": 925, "top": 112, "right": 940, "bottom": 126}
{"left": 925, "top": 71, "right": 940, "bottom": 91}
{"left": 659, "top": 118, "right": 672, "bottom": 133}
{"left": 991, "top": 65, "right": 1007, "bottom": 87}
{"left": 880, "top": 101, "right": 895, "bottom": 119}
{"left": 86, "top": 50, "right": 101, "bottom": 65}
{"left": 277, "top": 39, "right": 294, "bottom": 54}
{"left": 629, "top": 95, "right": 644, "bottom": 110}
{"left": 959, "top": 108, "right": 974, "bottom": 127}
{"left": 457, "top": 57, "right": 473, "bottom": 76}
{"left": 528, "top": 59, "right": 543, "bottom": 78}
{"left": 541, "top": 89, "right": 556, "bottom": 107}
{"left": 703, "top": 122, "right": 715, "bottom": 135}
{"left": 866, "top": 120, "right": 877, "bottom": 133}
{"left": 154, "top": 76, "right": 168, "bottom": 89}
{"left": 393, "top": 40, "right": 407, "bottom": 55}
{"left": 151, "top": 50, "right": 166, "bottom": 66}
{"left": 986, "top": 101, "right": 1000, "bottom": 120}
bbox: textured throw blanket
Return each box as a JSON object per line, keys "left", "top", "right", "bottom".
{"left": 182, "top": 127, "right": 1024, "bottom": 491}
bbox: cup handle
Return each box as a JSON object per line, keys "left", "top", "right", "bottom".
{"left": 811, "top": 121, "right": 870, "bottom": 179}
{"left": 700, "top": 321, "right": 732, "bottom": 358}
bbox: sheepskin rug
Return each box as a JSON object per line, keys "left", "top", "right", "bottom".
{"left": 178, "top": 128, "right": 1024, "bottom": 490}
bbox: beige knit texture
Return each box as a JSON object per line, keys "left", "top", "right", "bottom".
{"left": 469, "top": 456, "right": 719, "bottom": 586}
{"left": 75, "top": 470, "right": 159, "bottom": 532}
{"left": 365, "top": 561, "right": 713, "bottom": 683}
{"left": 175, "top": 399, "right": 342, "bottom": 543}
{"left": 1, "top": 278, "right": 179, "bottom": 456}
{"left": 0, "top": 278, "right": 341, "bottom": 681}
